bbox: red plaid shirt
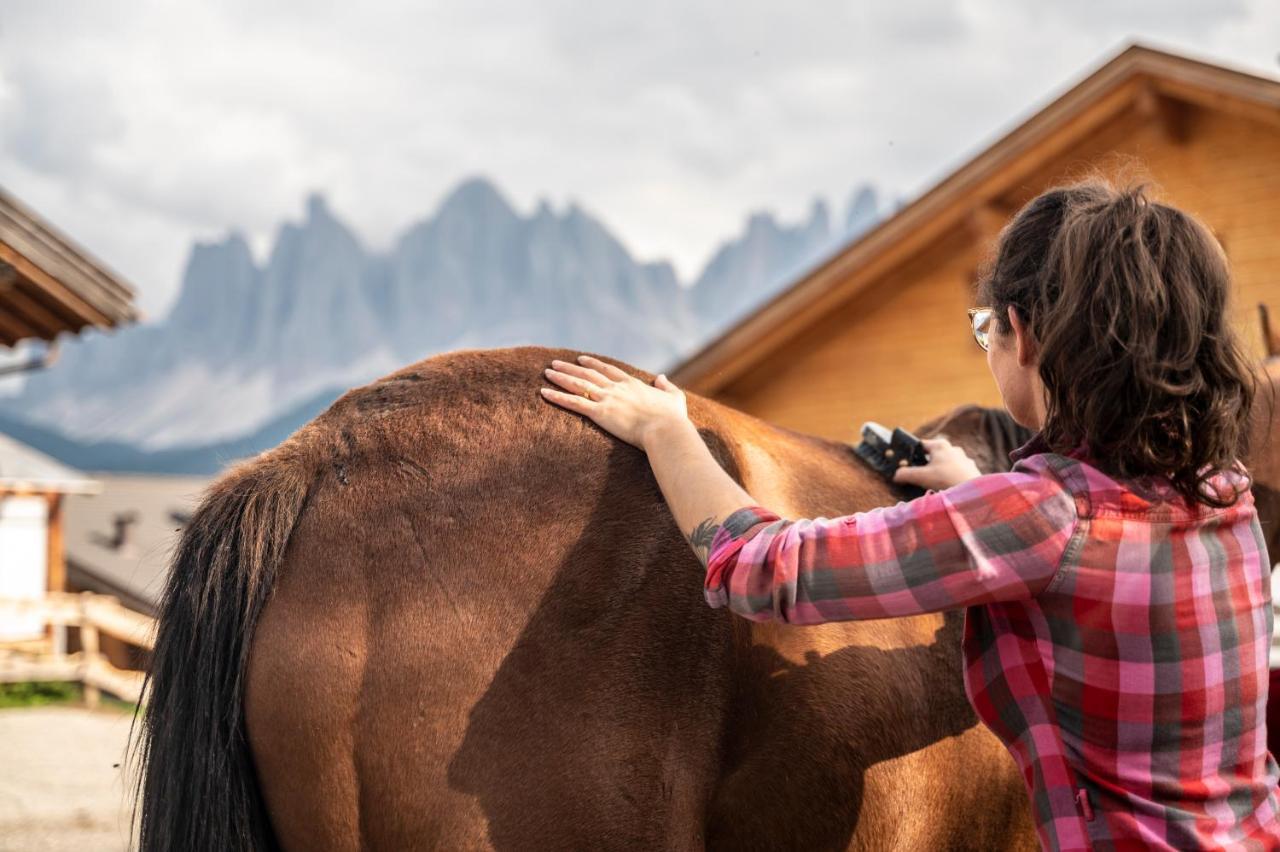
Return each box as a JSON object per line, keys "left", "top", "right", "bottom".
{"left": 705, "top": 434, "right": 1280, "bottom": 850}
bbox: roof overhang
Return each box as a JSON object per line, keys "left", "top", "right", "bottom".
{"left": 669, "top": 43, "right": 1280, "bottom": 395}
{"left": 0, "top": 432, "right": 101, "bottom": 495}
{"left": 0, "top": 187, "right": 139, "bottom": 347}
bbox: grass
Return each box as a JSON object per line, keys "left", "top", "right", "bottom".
{"left": 0, "top": 681, "right": 139, "bottom": 713}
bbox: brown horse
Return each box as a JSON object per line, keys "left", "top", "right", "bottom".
{"left": 1247, "top": 359, "right": 1280, "bottom": 563}
{"left": 133, "top": 345, "right": 1061, "bottom": 851}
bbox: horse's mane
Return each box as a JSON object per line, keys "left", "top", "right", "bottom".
{"left": 912, "top": 404, "right": 1034, "bottom": 474}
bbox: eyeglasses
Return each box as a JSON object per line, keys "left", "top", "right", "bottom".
{"left": 968, "top": 307, "right": 994, "bottom": 351}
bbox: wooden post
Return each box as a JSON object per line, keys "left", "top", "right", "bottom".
{"left": 1260, "top": 304, "right": 1280, "bottom": 360}
{"left": 80, "top": 593, "right": 100, "bottom": 709}
{"left": 1134, "top": 81, "right": 1192, "bottom": 145}
{"left": 46, "top": 494, "right": 66, "bottom": 656}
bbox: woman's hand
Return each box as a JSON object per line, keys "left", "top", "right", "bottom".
{"left": 540, "top": 354, "right": 689, "bottom": 450}
{"left": 891, "top": 436, "right": 983, "bottom": 491}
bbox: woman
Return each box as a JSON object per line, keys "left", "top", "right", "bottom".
{"left": 539, "top": 181, "right": 1280, "bottom": 851}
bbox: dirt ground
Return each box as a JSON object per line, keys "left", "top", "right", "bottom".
{"left": 0, "top": 705, "right": 138, "bottom": 851}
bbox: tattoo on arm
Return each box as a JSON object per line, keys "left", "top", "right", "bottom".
{"left": 687, "top": 517, "right": 721, "bottom": 568}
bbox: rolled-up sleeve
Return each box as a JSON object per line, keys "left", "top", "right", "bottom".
{"left": 703, "top": 471, "right": 1078, "bottom": 624}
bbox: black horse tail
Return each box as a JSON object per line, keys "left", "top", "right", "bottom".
{"left": 131, "top": 446, "right": 313, "bottom": 851}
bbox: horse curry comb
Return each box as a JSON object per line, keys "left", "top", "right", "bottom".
{"left": 852, "top": 421, "right": 929, "bottom": 498}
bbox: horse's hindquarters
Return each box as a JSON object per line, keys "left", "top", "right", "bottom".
{"left": 245, "top": 445, "right": 734, "bottom": 851}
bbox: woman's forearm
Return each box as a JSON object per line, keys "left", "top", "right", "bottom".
{"left": 642, "top": 418, "right": 759, "bottom": 566}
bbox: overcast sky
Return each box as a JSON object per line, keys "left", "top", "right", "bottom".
{"left": 1, "top": 1, "right": 1277, "bottom": 318}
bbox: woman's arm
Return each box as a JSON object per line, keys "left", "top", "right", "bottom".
{"left": 540, "top": 354, "right": 1073, "bottom": 624}
{"left": 540, "top": 355, "right": 766, "bottom": 565}
{"left": 701, "top": 473, "right": 1077, "bottom": 623}
{"left": 638, "top": 416, "right": 761, "bottom": 566}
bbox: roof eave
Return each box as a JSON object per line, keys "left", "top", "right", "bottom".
{"left": 0, "top": 477, "right": 103, "bottom": 496}
{"left": 0, "top": 186, "right": 140, "bottom": 346}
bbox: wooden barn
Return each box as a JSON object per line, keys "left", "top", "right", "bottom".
{"left": 670, "top": 45, "right": 1280, "bottom": 440}
{"left": 0, "top": 185, "right": 144, "bottom": 701}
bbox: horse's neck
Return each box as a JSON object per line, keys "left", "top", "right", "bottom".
{"left": 715, "top": 413, "right": 898, "bottom": 520}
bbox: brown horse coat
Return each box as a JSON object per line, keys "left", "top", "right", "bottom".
{"left": 136, "top": 345, "right": 1060, "bottom": 851}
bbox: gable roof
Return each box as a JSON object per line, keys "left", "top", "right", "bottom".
{"left": 0, "top": 431, "right": 99, "bottom": 495}
{"left": 0, "top": 186, "right": 139, "bottom": 346}
{"left": 668, "top": 43, "right": 1280, "bottom": 394}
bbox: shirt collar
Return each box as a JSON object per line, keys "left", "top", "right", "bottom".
{"left": 1008, "top": 430, "right": 1092, "bottom": 464}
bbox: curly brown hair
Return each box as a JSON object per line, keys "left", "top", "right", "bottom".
{"left": 976, "top": 180, "right": 1257, "bottom": 508}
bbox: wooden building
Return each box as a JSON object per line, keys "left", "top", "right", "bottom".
{"left": 0, "top": 186, "right": 139, "bottom": 669}
{"left": 0, "top": 433, "right": 99, "bottom": 646}
{"left": 670, "top": 45, "right": 1280, "bottom": 441}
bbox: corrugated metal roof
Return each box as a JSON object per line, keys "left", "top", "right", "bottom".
{"left": 64, "top": 473, "right": 210, "bottom": 613}
{"left": 0, "top": 432, "right": 99, "bottom": 494}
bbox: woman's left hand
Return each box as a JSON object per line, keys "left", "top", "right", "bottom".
{"left": 541, "top": 355, "right": 689, "bottom": 450}
{"left": 892, "top": 436, "right": 983, "bottom": 491}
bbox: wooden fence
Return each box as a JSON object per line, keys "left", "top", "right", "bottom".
{"left": 0, "top": 592, "right": 156, "bottom": 706}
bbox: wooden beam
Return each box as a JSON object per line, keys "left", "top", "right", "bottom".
{"left": 45, "top": 495, "right": 66, "bottom": 654}
{"left": 0, "top": 656, "right": 79, "bottom": 683}
{"left": 960, "top": 203, "right": 1017, "bottom": 287}
{"left": 964, "top": 203, "right": 1015, "bottom": 247}
{"left": 0, "top": 307, "right": 33, "bottom": 346}
{"left": 1260, "top": 304, "right": 1280, "bottom": 360}
{"left": 83, "top": 655, "right": 144, "bottom": 704}
{"left": 4, "top": 283, "right": 73, "bottom": 340}
{"left": 79, "top": 612, "right": 101, "bottom": 708}
{"left": 1134, "top": 80, "right": 1193, "bottom": 145}
{"left": 80, "top": 594, "right": 155, "bottom": 648}
{"left": 0, "top": 591, "right": 156, "bottom": 649}
{"left": 46, "top": 495, "right": 65, "bottom": 594}
{"left": 0, "top": 242, "right": 114, "bottom": 328}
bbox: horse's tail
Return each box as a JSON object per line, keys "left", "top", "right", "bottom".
{"left": 132, "top": 447, "right": 313, "bottom": 852}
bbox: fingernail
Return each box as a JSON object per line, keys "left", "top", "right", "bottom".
{"left": 544, "top": 367, "right": 553, "bottom": 374}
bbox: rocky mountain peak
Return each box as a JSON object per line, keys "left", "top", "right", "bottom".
{"left": 845, "top": 185, "right": 880, "bottom": 237}
{"left": 435, "top": 175, "right": 517, "bottom": 226}
{"left": 8, "top": 176, "right": 882, "bottom": 467}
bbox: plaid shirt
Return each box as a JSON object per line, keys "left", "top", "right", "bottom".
{"left": 705, "top": 434, "right": 1280, "bottom": 850}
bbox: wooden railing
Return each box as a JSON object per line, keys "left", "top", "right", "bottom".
{"left": 0, "top": 592, "right": 156, "bottom": 706}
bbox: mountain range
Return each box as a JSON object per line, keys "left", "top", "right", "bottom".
{"left": 3, "top": 176, "right": 882, "bottom": 472}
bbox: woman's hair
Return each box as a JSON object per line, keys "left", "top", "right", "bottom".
{"left": 976, "top": 179, "right": 1256, "bottom": 508}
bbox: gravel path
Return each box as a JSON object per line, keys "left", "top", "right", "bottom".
{"left": 0, "top": 705, "right": 139, "bottom": 851}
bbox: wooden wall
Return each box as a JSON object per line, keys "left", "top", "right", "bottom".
{"left": 716, "top": 104, "right": 1280, "bottom": 443}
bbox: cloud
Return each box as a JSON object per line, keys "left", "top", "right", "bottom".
{"left": 2, "top": 63, "right": 125, "bottom": 178}
{"left": 0, "top": 0, "right": 1276, "bottom": 318}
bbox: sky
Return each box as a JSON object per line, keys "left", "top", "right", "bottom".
{"left": 0, "top": 1, "right": 1277, "bottom": 319}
